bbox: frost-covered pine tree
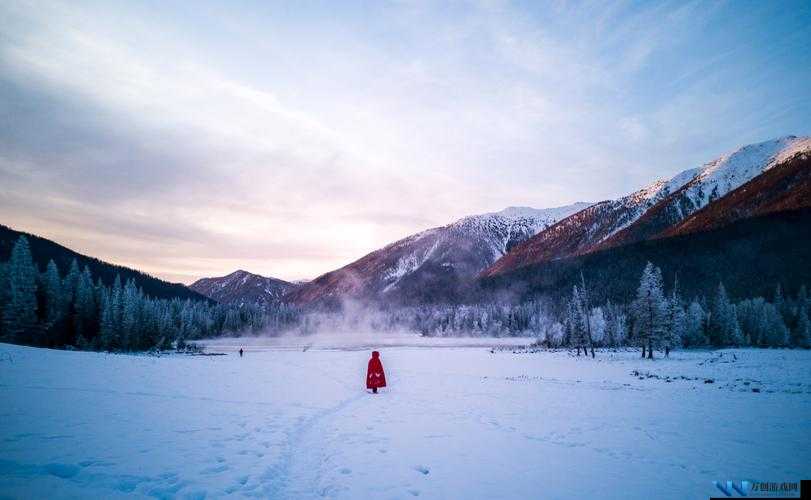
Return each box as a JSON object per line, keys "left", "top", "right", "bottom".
{"left": 737, "top": 297, "right": 775, "bottom": 346}
{"left": 663, "top": 278, "right": 685, "bottom": 356}
{"left": 121, "top": 279, "right": 142, "bottom": 350}
{"left": 631, "top": 262, "right": 667, "bottom": 359}
{"left": 798, "top": 285, "right": 809, "bottom": 313}
{"left": 746, "top": 300, "right": 787, "bottom": 347}
{"left": 73, "top": 266, "right": 97, "bottom": 345}
{"left": 603, "top": 300, "right": 617, "bottom": 347}
{"left": 563, "top": 296, "right": 577, "bottom": 348}
{"left": 603, "top": 301, "right": 627, "bottom": 347}
{"left": 94, "top": 277, "right": 105, "bottom": 312}
{"left": 570, "top": 285, "right": 589, "bottom": 355}
{"left": 3, "top": 236, "right": 40, "bottom": 344}
{"left": 768, "top": 302, "right": 789, "bottom": 346}
{"left": 589, "top": 307, "right": 606, "bottom": 347}
{"left": 579, "top": 272, "right": 595, "bottom": 357}
{"left": 0, "top": 261, "right": 8, "bottom": 339}
{"left": 773, "top": 283, "right": 792, "bottom": 328}
{"left": 792, "top": 307, "right": 810, "bottom": 348}
{"left": 42, "top": 260, "right": 65, "bottom": 327}
{"left": 684, "top": 300, "right": 707, "bottom": 347}
{"left": 709, "top": 283, "right": 742, "bottom": 346}
{"left": 63, "top": 259, "right": 81, "bottom": 309}
{"left": 99, "top": 288, "right": 118, "bottom": 350}
{"left": 158, "top": 305, "right": 175, "bottom": 345}
{"left": 111, "top": 275, "right": 123, "bottom": 328}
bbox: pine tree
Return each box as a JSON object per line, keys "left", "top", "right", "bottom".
{"left": 774, "top": 284, "right": 784, "bottom": 308}
{"left": 604, "top": 301, "right": 627, "bottom": 347}
{"left": 792, "top": 307, "right": 810, "bottom": 348}
{"left": 0, "top": 261, "right": 8, "bottom": 339}
{"left": 63, "top": 259, "right": 81, "bottom": 308}
{"left": 579, "top": 272, "right": 595, "bottom": 357}
{"left": 3, "top": 236, "right": 40, "bottom": 344}
{"left": 684, "top": 300, "right": 707, "bottom": 347}
{"left": 664, "top": 279, "right": 685, "bottom": 356}
{"left": 764, "top": 302, "right": 789, "bottom": 346}
{"left": 73, "top": 266, "right": 97, "bottom": 345}
{"left": 589, "top": 307, "right": 606, "bottom": 346}
{"left": 798, "top": 285, "right": 809, "bottom": 313}
{"left": 709, "top": 283, "right": 742, "bottom": 346}
{"left": 94, "top": 277, "right": 105, "bottom": 312}
{"left": 121, "top": 279, "right": 141, "bottom": 350}
{"left": 99, "top": 288, "right": 118, "bottom": 350}
{"left": 563, "top": 298, "right": 576, "bottom": 347}
{"left": 111, "top": 275, "right": 124, "bottom": 334}
{"left": 774, "top": 283, "right": 791, "bottom": 327}
{"left": 631, "top": 262, "right": 667, "bottom": 359}
{"left": 604, "top": 300, "right": 617, "bottom": 347}
{"left": 570, "top": 286, "right": 588, "bottom": 355}
{"left": 736, "top": 298, "right": 761, "bottom": 346}
{"left": 43, "top": 260, "right": 64, "bottom": 324}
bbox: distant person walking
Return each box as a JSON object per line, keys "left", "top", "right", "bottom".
{"left": 239, "top": 348, "right": 243, "bottom": 358}
{"left": 366, "top": 351, "right": 387, "bottom": 394}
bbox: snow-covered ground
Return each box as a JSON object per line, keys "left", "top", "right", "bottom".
{"left": 1, "top": 341, "right": 809, "bottom": 499}
{"left": 200, "top": 334, "right": 534, "bottom": 351}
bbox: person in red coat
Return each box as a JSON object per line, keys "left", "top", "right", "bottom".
{"left": 366, "top": 351, "right": 387, "bottom": 393}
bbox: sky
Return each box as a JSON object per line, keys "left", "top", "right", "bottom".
{"left": 1, "top": 0, "right": 809, "bottom": 284}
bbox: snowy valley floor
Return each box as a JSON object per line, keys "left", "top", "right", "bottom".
{"left": 1, "top": 340, "right": 809, "bottom": 499}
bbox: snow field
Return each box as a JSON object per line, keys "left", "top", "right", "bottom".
{"left": 1, "top": 343, "right": 809, "bottom": 499}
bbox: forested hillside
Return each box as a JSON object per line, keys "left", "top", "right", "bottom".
{"left": 0, "top": 236, "right": 299, "bottom": 350}
{"left": 0, "top": 224, "right": 208, "bottom": 303}
{"left": 480, "top": 208, "right": 811, "bottom": 305}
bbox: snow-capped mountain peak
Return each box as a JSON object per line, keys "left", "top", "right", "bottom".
{"left": 447, "top": 202, "right": 594, "bottom": 263}
{"left": 584, "top": 135, "right": 811, "bottom": 247}
{"left": 685, "top": 136, "right": 811, "bottom": 207}
{"left": 492, "top": 203, "right": 592, "bottom": 221}
{"left": 484, "top": 135, "right": 810, "bottom": 278}
{"left": 189, "top": 270, "right": 299, "bottom": 307}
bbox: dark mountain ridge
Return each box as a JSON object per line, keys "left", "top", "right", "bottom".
{"left": 0, "top": 224, "right": 210, "bottom": 303}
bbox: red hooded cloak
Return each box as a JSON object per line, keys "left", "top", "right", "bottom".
{"left": 366, "top": 351, "right": 387, "bottom": 389}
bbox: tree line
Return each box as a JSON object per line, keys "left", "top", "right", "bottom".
{"left": 372, "top": 262, "right": 810, "bottom": 357}
{"left": 3, "top": 232, "right": 808, "bottom": 356}
{"left": 0, "top": 236, "right": 298, "bottom": 351}
{"left": 565, "top": 261, "right": 809, "bottom": 357}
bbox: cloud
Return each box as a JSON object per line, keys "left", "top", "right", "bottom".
{"left": 0, "top": 0, "right": 808, "bottom": 282}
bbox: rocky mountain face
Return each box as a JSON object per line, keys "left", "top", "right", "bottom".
{"left": 662, "top": 148, "right": 811, "bottom": 238}
{"left": 595, "top": 136, "right": 811, "bottom": 252}
{"left": 189, "top": 270, "right": 299, "bottom": 307}
{"left": 484, "top": 136, "right": 811, "bottom": 277}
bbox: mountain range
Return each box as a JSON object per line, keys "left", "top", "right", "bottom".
{"left": 285, "top": 203, "right": 591, "bottom": 307}
{"left": 4, "top": 135, "right": 809, "bottom": 309}
{"left": 480, "top": 136, "right": 811, "bottom": 302}
{"left": 189, "top": 270, "right": 299, "bottom": 307}
{"left": 186, "top": 135, "right": 811, "bottom": 308}
{"left": 483, "top": 136, "right": 811, "bottom": 277}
